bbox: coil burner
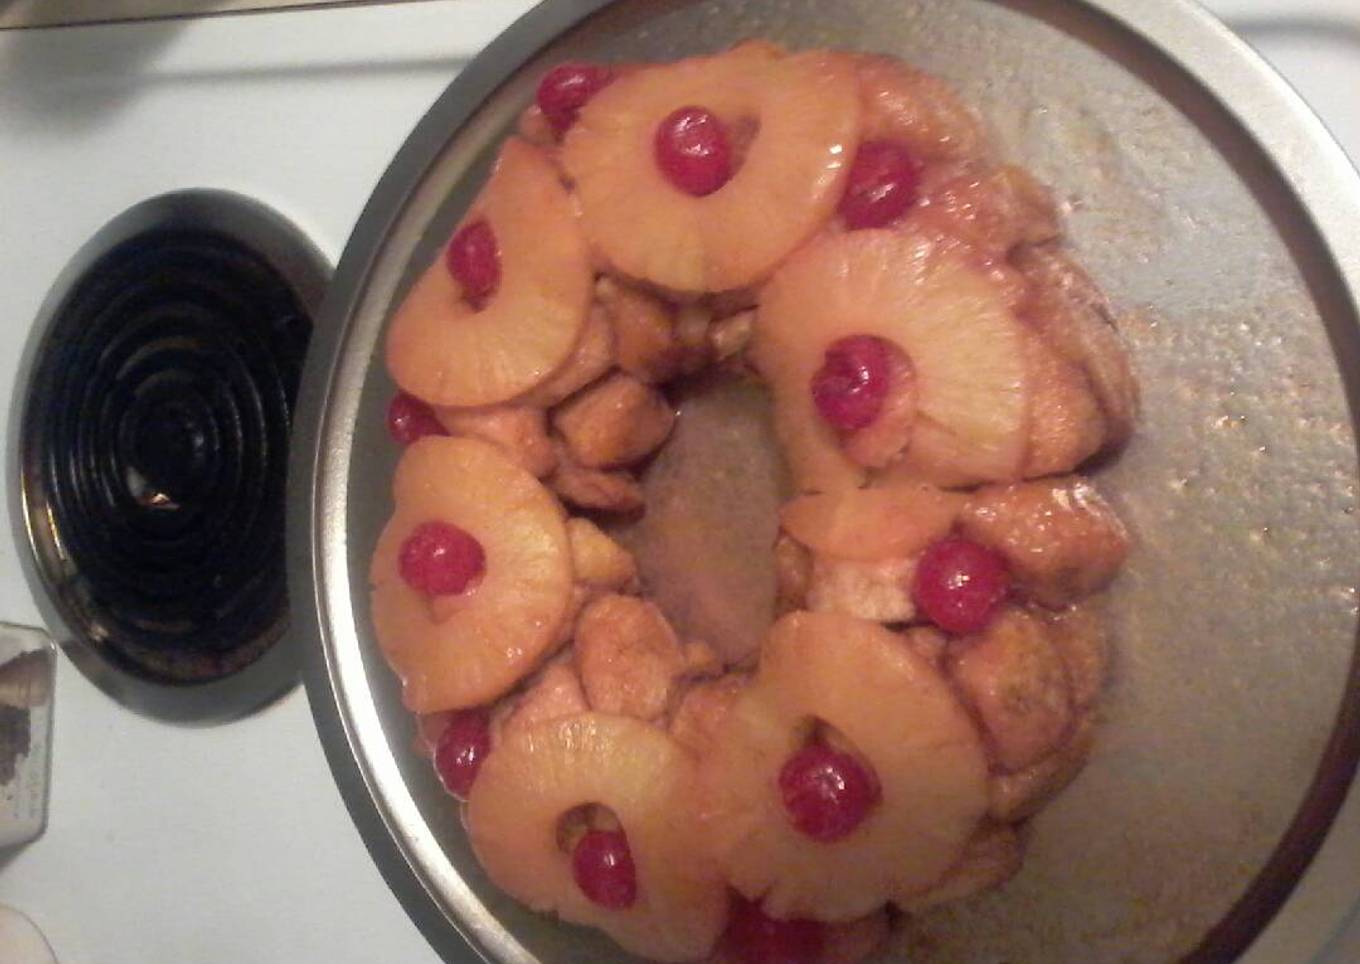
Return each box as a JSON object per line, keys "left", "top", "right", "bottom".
{"left": 14, "top": 192, "right": 328, "bottom": 722}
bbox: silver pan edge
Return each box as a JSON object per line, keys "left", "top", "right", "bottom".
{"left": 287, "top": 1, "right": 1360, "bottom": 961}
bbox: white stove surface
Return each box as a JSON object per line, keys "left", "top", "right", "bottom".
{"left": 0, "top": 2, "right": 1356, "bottom": 962}
{"left": 0, "top": 5, "right": 530, "bottom": 962}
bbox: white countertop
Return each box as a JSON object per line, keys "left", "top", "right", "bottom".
{"left": 0, "top": 4, "right": 530, "bottom": 961}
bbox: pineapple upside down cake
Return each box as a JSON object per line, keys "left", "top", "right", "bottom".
{"left": 372, "top": 42, "right": 1138, "bottom": 964}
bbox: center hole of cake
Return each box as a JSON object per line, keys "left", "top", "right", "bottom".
{"left": 608, "top": 373, "right": 789, "bottom": 666}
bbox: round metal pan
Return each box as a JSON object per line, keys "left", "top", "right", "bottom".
{"left": 288, "top": 0, "right": 1360, "bottom": 960}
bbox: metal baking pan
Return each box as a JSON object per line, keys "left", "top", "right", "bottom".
{"left": 288, "top": 0, "right": 1360, "bottom": 960}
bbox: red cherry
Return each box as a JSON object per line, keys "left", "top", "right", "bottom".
{"left": 778, "top": 743, "right": 880, "bottom": 842}
{"left": 810, "top": 335, "right": 895, "bottom": 431}
{"left": 654, "top": 106, "right": 733, "bottom": 197}
{"left": 444, "top": 219, "right": 500, "bottom": 309}
{"left": 398, "top": 521, "right": 486, "bottom": 596}
{"left": 913, "top": 536, "right": 1011, "bottom": 634}
{"left": 839, "top": 140, "right": 922, "bottom": 229}
{"left": 536, "top": 62, "right": 613, "bottom": 134}
{"left": 433, "top": 708, "right": 491, "bottom": 799}
{"left": 386, "top": 392, "right": 446, "bottom": 445}
{"left": 571, "top": 829, "right": 637, "bottom": 909}
{"left": 724, "top": 895, "right": 825, "bottom": 964}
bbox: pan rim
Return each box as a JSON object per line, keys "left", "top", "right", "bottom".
{"left": 287, "top": 1, "right": 1360, "bottom": 961}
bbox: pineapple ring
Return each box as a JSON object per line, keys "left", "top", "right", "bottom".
{"left": 387, "top": 138, "right": 593, "bottom": 407}
{"left": 755, "top": 228, "right": 1031, "bottom": 492}
{"left": 562, "top": 43, "right": 861, "bottom": 294}
{"left": 699, "top": 611, "right": 989, "bottom": 921}
{"left": 467, "top": 713, "right": 729, "bottom": 962}
{"left": 370, "top": 436, "right": 573, "bottom": 712}
{"left": 779, "top": 484, "right": 966, "bottom": 562}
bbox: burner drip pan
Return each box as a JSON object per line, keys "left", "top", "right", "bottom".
{"left": 11, "top": 190, "right": 329, "bottom": 723}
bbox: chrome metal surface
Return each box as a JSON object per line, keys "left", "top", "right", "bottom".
{"left": 292, "top": 0, "right": 1360, "bottom": 960}
{"left": 0, "top": 0, "right": 417, "bottom": 30}
{"left": 13, "top": 190, "right": 330, "bottom": 724}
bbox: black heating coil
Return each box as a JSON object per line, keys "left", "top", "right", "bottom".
{"left": 37, "top": 228, "right": 311, "bottom": 682}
